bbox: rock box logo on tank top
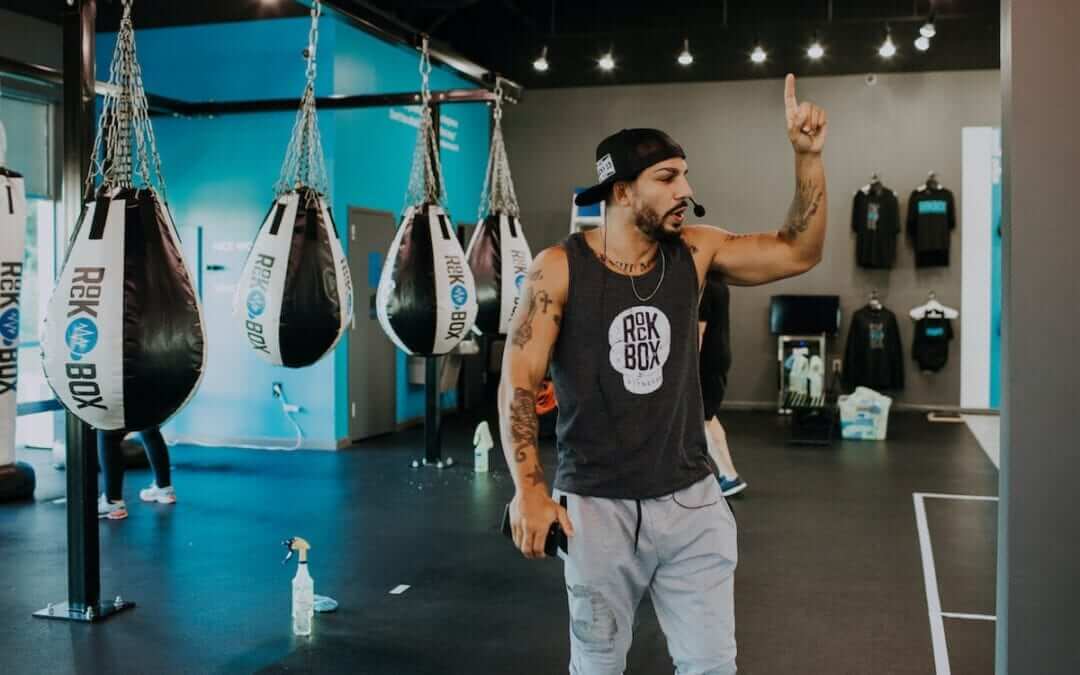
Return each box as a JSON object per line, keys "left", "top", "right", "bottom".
{"left": 608, "top": 306, "right": 672, "bottom": 395}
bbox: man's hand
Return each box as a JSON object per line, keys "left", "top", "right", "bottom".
{"left": 510, "top": 486, "right": 575, "bottom": 559}
{"left": 784, "top": 74, "right": 827, "bottom": 155}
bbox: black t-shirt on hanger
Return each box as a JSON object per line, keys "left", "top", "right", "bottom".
{"left": 912, "top": 311, "right": 954, "bottom": 372}
{"left": 852, "top": 184, "right": 900, "bottom": 269}
{"left": 907, "top": 185, "right": 956, "bottom": 267}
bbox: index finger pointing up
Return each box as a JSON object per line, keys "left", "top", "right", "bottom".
{"left": 784, "top": 73, "right": 798, "bottom": 122}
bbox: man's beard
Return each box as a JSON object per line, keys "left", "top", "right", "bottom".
{"left": 633, "top": 202, "right": 683, "bottom": 243}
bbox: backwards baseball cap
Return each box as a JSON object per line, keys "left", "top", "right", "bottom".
{"left": 574, "top": 128, "right": 686, "bottom": 207}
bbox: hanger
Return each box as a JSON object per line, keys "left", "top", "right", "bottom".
{"left": 919, "top": 170, "right": 941, "bottom": 192}
{"left": 909, "top": 290, "right": 959, "bottom": 319}
{"left": 862, "top": 173, "right": 883, "bottom": 196}
{"left": 868, "top": 289, "right": 883, "bottom": 310}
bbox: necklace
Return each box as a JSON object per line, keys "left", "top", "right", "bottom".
{"left": 602, "top": 228, "right": 666, "bottom": 302}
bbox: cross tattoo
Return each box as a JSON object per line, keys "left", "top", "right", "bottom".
{"left": 537, "top": 292, "right": 553, "bottom": 313}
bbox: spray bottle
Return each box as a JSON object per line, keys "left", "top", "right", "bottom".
{"left": 283, "top": 537, "right": 314, "bottom": 636}
{"left": 473, "top": 421, "right": 493, "bottom": 473}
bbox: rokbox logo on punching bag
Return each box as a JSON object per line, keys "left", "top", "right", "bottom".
{"left": 445, "top": 254, "right": 469, "bottom": 340}
{"left": 0, "top": 261, "right": 22, "bottom": 396}
{"left": 510, "top": 249, "right": 529, "bottom": 317}
{"left": 63, "top": 267, "right": 106, "bottom": 411}
{"left": 244, "top": 253, "right": 274, "bottom": 354}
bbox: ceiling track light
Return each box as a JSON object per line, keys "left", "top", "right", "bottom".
{"left": 750, "top": 44, "right": 767, "bottom": 64}
{"left": 533, "top": 45, "right": 549, "bottom": 72}
{"left": 598, "top": 50, "right": 615, "bottom": 71}
{"left": 920, "top": 11, "right": 937, "bottom": 38}
{"left": 677, "top": 38, "right": 693, "bottom": 66}
{"left": 878, "top": 25, "right": 897, "bottom": 58}
{"left": 807, "top": 33, "right": 825, "bottom": 60}
{"left": 915, "top": 35, "right": 930, "bottom": 52}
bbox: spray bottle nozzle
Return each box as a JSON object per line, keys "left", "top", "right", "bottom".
{"left": 282, "top": 536, "right": 311, "bottom": 564}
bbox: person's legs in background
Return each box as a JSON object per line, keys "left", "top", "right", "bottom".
{"left": 704, "top": 415, "right": 747, "bottom": 497}
{"left": 136, "top": 427, "right": 176, "bottom": 503}
{"left": 97, "top": 429, "right": 129, "bottom": 519}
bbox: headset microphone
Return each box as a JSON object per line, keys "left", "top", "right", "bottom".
{"left": 688, "top": 197, "right": 706, "bottom": 218}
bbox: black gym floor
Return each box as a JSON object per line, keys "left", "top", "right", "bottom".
{"left": 0, "top": 410, "right": 999, "bottom": 674}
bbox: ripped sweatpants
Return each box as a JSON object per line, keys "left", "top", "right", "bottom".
{"left": 555, "top": 475, "right": 738, "bottom": 675}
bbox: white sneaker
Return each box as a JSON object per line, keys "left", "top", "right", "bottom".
{"left": 97, "top": 494, "right": 128, "bottom": 520}
{"left": 139, "top": 483, "right": 177, "bottom": 504}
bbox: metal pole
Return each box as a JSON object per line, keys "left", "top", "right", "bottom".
{"left": 422, "top": 102, "right": 445, "bottom": 467}
{"left": 36, "top": 0, "right": 134, "bottom": 623}
{"left": 424, "top": 357, "right": 441, "bottom": 464}
{"left": 62, "top": 0, "right": 99, "bottom": 614}
{"left": 64, "top": 415, "right": 98, "bottom": 609}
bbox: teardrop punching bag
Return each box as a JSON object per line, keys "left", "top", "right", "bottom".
{"left": 40, "top": 10, "right": 206, "bottom": 431}
{"left": 376, "top": 42, "right": 477, "bottom": 356}
{"left": 1, "top": 122, "right": 35, "bottom": 499}
{"left": 234, "top": 4, "right": 352, "bottom": 368}
{"left": 377, "top": 202, "right": 478, "bottom": 355}
{"left": 235, "top": 189, "right": 351, "bottom": 367}
{"left": 465, "top": 89, "right": 531, "bottom": 335}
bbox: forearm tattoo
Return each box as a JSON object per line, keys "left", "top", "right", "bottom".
{"left": 509, "top": 387, "right": 538, "bottom": 463}
{"left": 525, "top": 464, "right": 545, "bottom": 487}
{"left": 782, "top": 177, "right": 823, "bottom": 240}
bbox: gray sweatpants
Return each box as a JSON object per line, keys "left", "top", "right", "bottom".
{"left": 554, "top": 475, "right": 738, "bottom": 675}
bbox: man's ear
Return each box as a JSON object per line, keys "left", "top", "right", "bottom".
{"left": 611, "top": 181, "right": 633, "bottom": 207}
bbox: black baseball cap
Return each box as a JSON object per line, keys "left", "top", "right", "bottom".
{"left": 574, "top": 128, "right": 687, "bottom": 207}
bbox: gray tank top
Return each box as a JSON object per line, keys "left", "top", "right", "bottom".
{"left": 550, "top": 232, "right": 711, "bottom": 499}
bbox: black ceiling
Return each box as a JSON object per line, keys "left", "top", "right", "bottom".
{"left": 2, "top": 1, "right": 1000, "bottom": 89}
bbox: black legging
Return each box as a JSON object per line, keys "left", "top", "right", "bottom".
{"left": 98, "top": 428, "right": 172, "bottom": 501}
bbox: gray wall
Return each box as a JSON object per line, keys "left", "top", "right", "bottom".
{"left": 504, "top": 70, "right": 1000, "bottom": 408}
{"left": 998, "top": 1, "right": 1080, "bottom": 672}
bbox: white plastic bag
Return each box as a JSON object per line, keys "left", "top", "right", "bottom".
{"left": 838, "top": 386, "right": 892, "bottom": 440}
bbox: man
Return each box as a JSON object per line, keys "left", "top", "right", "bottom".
{"left": 499, "top": 74, "right": 827, "bottom": 674}
{"left": 699, "top": 273, "right": 746, "bottom": 497}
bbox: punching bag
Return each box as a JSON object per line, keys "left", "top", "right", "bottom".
{"left": 467, "top": 212, "right": 531, "bottom": 335}
{"left": 465, "top": 90, "right": 531, "bottom": 335}
{"left": 234, "top": 2, "right": 351, "bottom": 368}
{"left": 0, "top": 120, "right": 36, "bottom": 501}
{"left": 376, "top": 39, "right": 477, "bottom": 356}
{"left": 42, "top": 188, "right": 205, "bottom": 431}
{"left": 235, "top": 189, "right": 351, "bottom": 367}
{"left": 377, "top": 202, "right": 477, "bottom": 355}
{"left": 40, "top": 4, "right": 206, "bottom": 431}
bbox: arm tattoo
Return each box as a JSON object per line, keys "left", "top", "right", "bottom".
{"left": 511, "top": 287, "right": 539, "bottom": 349}
{"left": 509, "top": 387, "right": 538, "bottom": 463}
{"left": 525, "top": 464, "right": 545, "bottom": 487}
{"left": 536, "top": 290, "right": 553, "bottom": 314}
{"left": 528, "top": 269, "right": 544, "bottom": 282}
{"left": 782, "top": 177, "right": 823, "bottom": 240}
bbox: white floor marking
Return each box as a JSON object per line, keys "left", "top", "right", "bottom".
{"left": 941, "top": 612, "right": 996, "bottom": 621}
{"left": 916, "top": 492, "right": 998, "bottom": 502}
{"left": 914, "top": 493, "right": 951, "bottom": 675}
{"left": 914, "top": 492, "right": 1001, "bottom": 675}
{"left": 389, "top": 584, "right": 410, "bottom": 595}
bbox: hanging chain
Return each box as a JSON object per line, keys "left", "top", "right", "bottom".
{"left": 405, "top": 36, "right": 447, "bottom": 209}
{"left": 86, "top": 0, "right": 167, "bottom": 201}
{"left": 477, "top": 77, "right": 519, "bottom": 221}
{"left": 275, "top": 0, "right": 328, "bottom": 200}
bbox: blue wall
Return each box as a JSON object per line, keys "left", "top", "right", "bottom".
{"left": 98, "top": 17, "right": 489, "bottom": 448}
